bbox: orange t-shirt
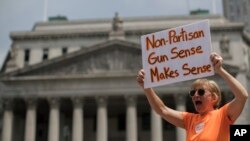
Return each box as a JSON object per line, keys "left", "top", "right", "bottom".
{"left": 182, "top": 103, "right": 234, "bottom": 141}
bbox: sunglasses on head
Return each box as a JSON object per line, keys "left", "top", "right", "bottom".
{"left": 189, "top": 89, "right": 205, "bottom": 97}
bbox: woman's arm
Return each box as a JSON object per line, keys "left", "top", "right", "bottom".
{"left": 137, "top": 69, "right": 185, "bottom": 128}
{"left": 210, "top": 53, "right": 248, "bottom": 122}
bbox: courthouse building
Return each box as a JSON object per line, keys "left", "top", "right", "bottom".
{"left": 0, "top": 13, "right": 250, "bottom": 141}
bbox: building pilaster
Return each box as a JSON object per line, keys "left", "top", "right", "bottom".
{"left": 96, "top": 96, "right": 108, "bottom": 141}
{"left": 24, "top": 98, "right": 37, "bottom": 141}
{"left": 151, "top": 109, "right": 162, "bottom": 141}
{"left": 2, "top": 99, "right": 14, "bottom": 141}
{"left": 174, "top": 94, "right": 186, "bottom": 141}
{"left": 72, "top": 97, "right": 84, "bottom": 141}
{"left": 126, "top": 96, "right": 137, "bottom": 141}
{"left": 48, "top": 98, "right": 60, "bottom": 141}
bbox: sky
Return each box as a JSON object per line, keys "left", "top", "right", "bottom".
{"left": 0, "top": 0, "right": 223, "bottom": 69}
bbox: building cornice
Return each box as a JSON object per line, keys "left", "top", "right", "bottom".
{"left": 10, "top": 30, "right": 109, "bottom": 40}
{"left": 10, "top": 24, "right": 244, "bottom": 41}
{"left": 0, "top": 72, "right": 135, "bottom": 81}
{"left": 10, "top": 14, "right": 244, "bottom": 41}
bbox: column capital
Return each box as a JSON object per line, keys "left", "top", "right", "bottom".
{"left": 174, "top": 94, "right": 187, "bottom": 112}
{"left": 3, "top": 98, "right": 13, "bottom": 110}
{"left": 48, "top": 98, "right": 60, "bottom": 108}
{"left": 174, "top": 94, "right": 186, "bottom": 105}
{"left": 96, "top": 96, "right": 107, "bottom": 106}
{"left": 71, "top": 97, "right": 84, "bottom": 107}
{"left": 125, "top": 95, "right": 136, "bottom": 105}
{"left": 25, "top": 98, "right": 37, "bottom": 109}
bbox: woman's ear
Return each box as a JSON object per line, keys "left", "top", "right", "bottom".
{"left": 211, "top": 92, "right": 218, "bottom": 105}
{"left": 212, "top": 92, "right": 217, "bottom": 100}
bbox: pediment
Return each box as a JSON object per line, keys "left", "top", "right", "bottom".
{"left": 2, "top": 40, "right": 142, "bottom": 78}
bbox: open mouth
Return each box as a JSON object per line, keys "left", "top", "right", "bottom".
{"left": 195, "top": 100, "right": 202, "bottom": 106}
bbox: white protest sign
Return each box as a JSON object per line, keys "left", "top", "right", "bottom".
{"left": 140, "top": 20, "right": 214, "bottom": 88}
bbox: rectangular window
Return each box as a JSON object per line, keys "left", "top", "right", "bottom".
{"left": 24, "top": 49, "right": 30, "bottom": 65}
{"left": 62, "top": 47, "right": 68, "bottom": 55}
{"left": 42, "top": 48, "right": 49, "bottom": 60}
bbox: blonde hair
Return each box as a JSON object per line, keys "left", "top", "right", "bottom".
{"left": 191, "top": 79, "right": 221, "bottom": 109}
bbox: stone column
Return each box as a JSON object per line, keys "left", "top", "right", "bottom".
{"left": 2, "top": 99, "right": 13, "bottom": 141}
{"left": 72, "top": 97, "right": 84, "bottom": 141}
{"left": 96, "top": 96, "right": 107, "bottom": 141}
{"left": 151, "top": 109, "right": 162, "bottom": 141}
{"left": 126, "top": 96, "right": 137, "bottom": 141}
{"left": 48, "top": 98, "right": 60, "bottom": 141}
{"left": 174, "top": 94, "right": 186, "bottom": 141}
{"left": 24, "top": 98, "right": 37, "bottom": 141}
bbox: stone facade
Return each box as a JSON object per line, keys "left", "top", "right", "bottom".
{"left": 0, "top": 14, "right": 249, "bottom": 141}
{"left": 223, "top": 0, "right": 250, "bottom": 31}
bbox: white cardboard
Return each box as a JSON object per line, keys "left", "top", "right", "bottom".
{"left": 140, "top": 20, "right": 214, "bottom": 88}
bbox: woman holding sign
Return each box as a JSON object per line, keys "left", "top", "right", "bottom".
{"left": 136, "top": 52, "right": 248, "bottom": 141}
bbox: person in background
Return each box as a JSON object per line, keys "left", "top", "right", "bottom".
{"left": 136, "top": 52, "right": 248, "bottom": 141}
